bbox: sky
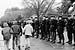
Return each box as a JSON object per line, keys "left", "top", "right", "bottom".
{"left": 0, "top": 0, "right": 62, "bottom": 18}
{"left": 0, "top": 0, "right": 24, "bottom": 18}
{"left": 52, "top": 0, "right": 63, "bottom": 11}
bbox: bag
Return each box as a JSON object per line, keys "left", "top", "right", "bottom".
{"left": 12, "top": 25, "right": 21, "bottom": 34}
{"left": 2, "top": 27, "right": 11, "bottom": 40}
{"left": 20, "top": 34, "right": 26, "bottom": 48}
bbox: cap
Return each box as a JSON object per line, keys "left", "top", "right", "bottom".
{"left": 26, "top": 20, "right": 33, "bottom": 24}
{"left": 3, "top": 22, "right": 8, "bottom": 27}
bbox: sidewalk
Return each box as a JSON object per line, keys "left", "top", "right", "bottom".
{"left": 0, "top": 40, "right": 5, "bottom": 50}
{"left": 0, "top": 32, "right": 75, "bottom": 50}
{"left": 30, "top": 38, "right": 75, "bottom": 50}
{"left": 30, "top": 38, "right": 54, "bottom": 50}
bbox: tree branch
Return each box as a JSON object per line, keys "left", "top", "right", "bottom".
{"left": 40, "top": 0, "right": 46, "bottom": 5}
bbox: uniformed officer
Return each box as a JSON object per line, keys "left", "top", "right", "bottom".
{"left": 31, "top": 19, "right": 35, "bottom": 37}
{"left": 40, "top": 17, "right": 46, "bottom": 40}
{"left": 66, "top": 15, "right": 73, "bottom": 44}
{"left": 44, "top": 16, "right": 49, "bottom": 40}
{"left": 72, "top": 15, "right": 75, "bottom": 47}
{"left": 47, "top": 17, "right": 51, "bottom": 41}
{"left": 34, "top": 18, "right": 39, "bottom": 38}
{"left": 57, "top": 16, "right": 65, "bottom": 45}
{"left": 50, "top": 16, "right": 57, "bottom": 43}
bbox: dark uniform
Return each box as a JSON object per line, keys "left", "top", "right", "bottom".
{"left": 66, "top": 17, "right": 73, "bottom": 44}
{"left": 40, "top": 19, "right": 45, "bottom": 39}
{"left": 47, "top": 18, "right": 51, "bottom": 41}
{"left": 72, "top": 16, "right": 75, "bottom": 46}
{"left": 44, "top": 17, "right": 50, "bottom": 40}
{"left": 31, "top": 20, "right": 35, "bottom": 37}
{"left": 50, "top": 17, "right": 57, "bottom": 43}
{"left": 57, "top": 17, "right": 65, "bottom": 45}
{"left": 34, "top": 18, "right": 39, "bottom": 38}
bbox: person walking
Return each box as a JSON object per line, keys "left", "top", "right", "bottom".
{"left": 2, "top": 22, "right": 12, "bottom": 50}
{"left": 57, "top": 16, "right": 65, "bottom": 45}
{"left": 11, "top": 21, "right": 22, "bottom": 50}
{"left": 23, "top": 19, "right": 33, "bottom": 49}
{"left": 20, "top": 23, "right": 26, "bottom": 50}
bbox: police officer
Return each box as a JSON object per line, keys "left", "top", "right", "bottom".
{"left": 57, "top": 16, "right": 65, "bottom": 45}
{"left": 47, "top": 17, "right": 51, "bottom": 41}
{"left": 34, "top": 18, "right": 39, "bottom": 38}
{"left": 66, "top": 15, "right": 73, "bottom": 44}
{"left": 40, "top": 17, "right": 46, "bottom": 40}
{"left": 50, "top": 16, "right": 57, "bottom": 43}
{"left": 31, "top": 19, "right": 35, "bottom": 37}
{"left": 44, "top": 16, "right": 50, "bottom": 40}
{"left": 72, "top": 15, "right": 75, "bottom": 48}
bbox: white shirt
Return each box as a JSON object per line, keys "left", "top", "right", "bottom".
{"left": 23, "top": 24, "right": 33, "bottom": 36}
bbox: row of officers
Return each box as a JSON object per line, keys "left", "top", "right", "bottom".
{"left": 4, "top": 15, "right": 75, "bottom": 48}
{"left": 32, "top": 15, "right": 75, "bottom": 47}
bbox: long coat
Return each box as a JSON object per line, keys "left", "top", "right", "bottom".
{"left": 23, "top": 24, "right": 33, "bottom": 36}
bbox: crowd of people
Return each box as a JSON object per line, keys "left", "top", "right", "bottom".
{"left": 32, "top": 15, "right": 75, "bottom": 48}
{"left": 0, "top": 18, "right": 33, "bottom": 50}
{"left": 0, "top": 14, "right": 75, "bottom": 50}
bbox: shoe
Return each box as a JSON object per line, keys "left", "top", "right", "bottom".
{"left": 68, "top": 42, "right": 72, "bottom": 44}
{"left": 43, "top": 38, "right": 45, "bottom": 40}
{"left": 50, "top": 41, "right": 53, "bottom": 42}
{"left": 66, "top": 41, "right": 69, "bottom": 43}
{"left": 47, "top": 39, "right": 50, "bottom": 41}
{"left": 8, "top": 49, "right": 10, "bottom": 50}
{"left": 40, "top": 38, "right": 43, "bottom": 40}
{"left": 66, "top": 41, "right": 70, "bottom": 43}
{"left": 51, "top": 41, "right": 56, "bottom": 44}
{"left": 28, "top": 47, "right": 30, "bottom": 48}
{"left": 18, "top": 45, "right": 20, "bottom": 50}
{"left": 66, "top": 41, "right": 72, "bottom": 44}
{"left": 62, "top": 43, "right": 65, "bottom": 45}
{"left": 72, "top": 46, "right": 75, "bottom": 49}
{"left": 72, "top": 44, "right": 75, "bottom": 46}
{"left": 36, "top": 37, "right": 38, "bottom": 39}
{"left": 25, "top": 47, "right": 30, "bottom": 50}
{"left": 57, "top": 41, "right": 61, "bottom": 44}
{"left": 25, "top": 48, "right": 27, "bottom": 50}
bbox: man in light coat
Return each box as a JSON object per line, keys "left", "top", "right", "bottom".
{"left": 23, "top": 19, "right": 33, "bottom": 49}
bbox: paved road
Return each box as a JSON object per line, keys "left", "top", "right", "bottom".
{"left": 0, "top": 31, "right": 75, "bottom": 50}
{"left": 30, "top": 31, "right": 75, "bottom": 50}
{"left": 30, "top": 38, "right": 75, "bottom": 50}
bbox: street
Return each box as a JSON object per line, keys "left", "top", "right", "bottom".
{"left": 30, "top": 37, "right": 75, "bottom": 50}
{"left": 0, "top": 32, "right": 75, "bottom": 50}
{"left": 20, "top": 31, "right": 75, "bottom": 50}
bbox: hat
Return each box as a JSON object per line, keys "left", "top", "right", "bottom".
{"left": 3, "top": 23, "right": 8, "bottom": 27}
{"left": 51, "top": 16, "right": 55, "bottom": 19}
{"left": 68, "top": 15, "right": 71, "bottom": 17}
{"left": 26, "top": 20, "right": 33, "bottom": 24}
{"left": 51, "top": 15, "right": 55, "bottom": 17}
{"left": 73, "top": 15, "right": 75, "bottom": 17}
{"left": 13, "top": 21, "right": 17, "bottom": 25}
{"left": 59, "top": 15, "right": 62, "bottom": 17}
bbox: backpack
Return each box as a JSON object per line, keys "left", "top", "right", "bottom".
{"left": 12, "top": 25, "right": 21, "bottom": 34}
{"left": 2, "top": 27, "right": 11, "bottom": 40}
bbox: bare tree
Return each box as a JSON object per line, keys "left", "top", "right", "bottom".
{"left": 57, "top": 0, "right": 75, "bottom": 15}
{"left": 22, "top": 0, "right": 55, "bottom": 17}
